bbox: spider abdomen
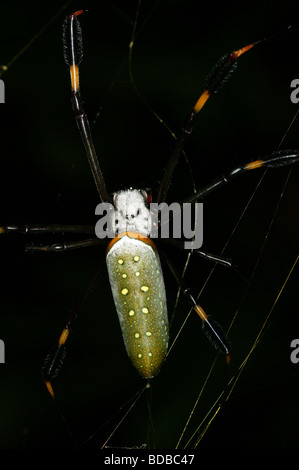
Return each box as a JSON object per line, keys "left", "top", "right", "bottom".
{"left": 106, "top": 232, "right": 169, "bottom": 379}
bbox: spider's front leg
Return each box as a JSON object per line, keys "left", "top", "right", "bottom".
{"left": 157, "top": 39, "right": 260, "bottom": 204}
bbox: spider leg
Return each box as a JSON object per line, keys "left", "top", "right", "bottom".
{"left": 25, "top": 237, "right": 105, "bottom": 253}
{"left": 156, "top": 25, "right": 299, "bottom": 204}
{"left": 0, "top": 224, "right": 106, "bottom": 253}
{"left": 156, "top": 39, "right": 262, "bottom": 204}
{"left": 183, "top": 150, "right": 299, "bottom": 203}
{"left": 160, "top": 238, "right": 235, "bottom": 269}
{"left": 160, "top": 250, "right": 231, "bottom": 362}
{"left": 63, "top": 10, "right": 110, "bottom": 203}
{"left": 0, "top": 224, "right": 95, "bottom": 235}
{"left": 42, "top": 262, "right": 104, "bottom": 399}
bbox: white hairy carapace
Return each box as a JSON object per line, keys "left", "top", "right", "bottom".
{"left": 111, "top": 188, "right": 153, "bottom": 236}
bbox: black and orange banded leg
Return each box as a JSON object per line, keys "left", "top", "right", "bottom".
{"left": 42, "top": 263, "right": 103, "bottom": 399}
{"left": 187, "top": 292, "right": 231, "bottom": 364}
{"left": 183, "top": 150, "right": 299, "bottom": 204}
{"left": 62, "top": 10, "right": 110, "bottom": 204}
{"left": 160, "top": 251, "right": 231, "bottom": 363}
{"left": 156, "top": 39, "right": 261, "bottom": 204}
{"left": 43, "top": 324, "right": 71, "bottom": 399}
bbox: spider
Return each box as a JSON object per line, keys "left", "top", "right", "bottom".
{"left": 1, "top": 8, "right": 298, "bottom": 407}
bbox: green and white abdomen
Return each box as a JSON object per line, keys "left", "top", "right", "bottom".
{"left": 106, "top": 232, "right": 169, "bottom": 378}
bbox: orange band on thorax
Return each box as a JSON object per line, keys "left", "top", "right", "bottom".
{"left": 106, "top": 231, "right": 157, "bottom": 254}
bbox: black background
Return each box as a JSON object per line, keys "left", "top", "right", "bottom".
{"left": 0, "top": 0, "right": 299, "bottom": 449}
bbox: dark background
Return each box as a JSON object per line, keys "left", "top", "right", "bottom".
{"left": 0, "top": 0, "right": 299, "bottom": 449}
